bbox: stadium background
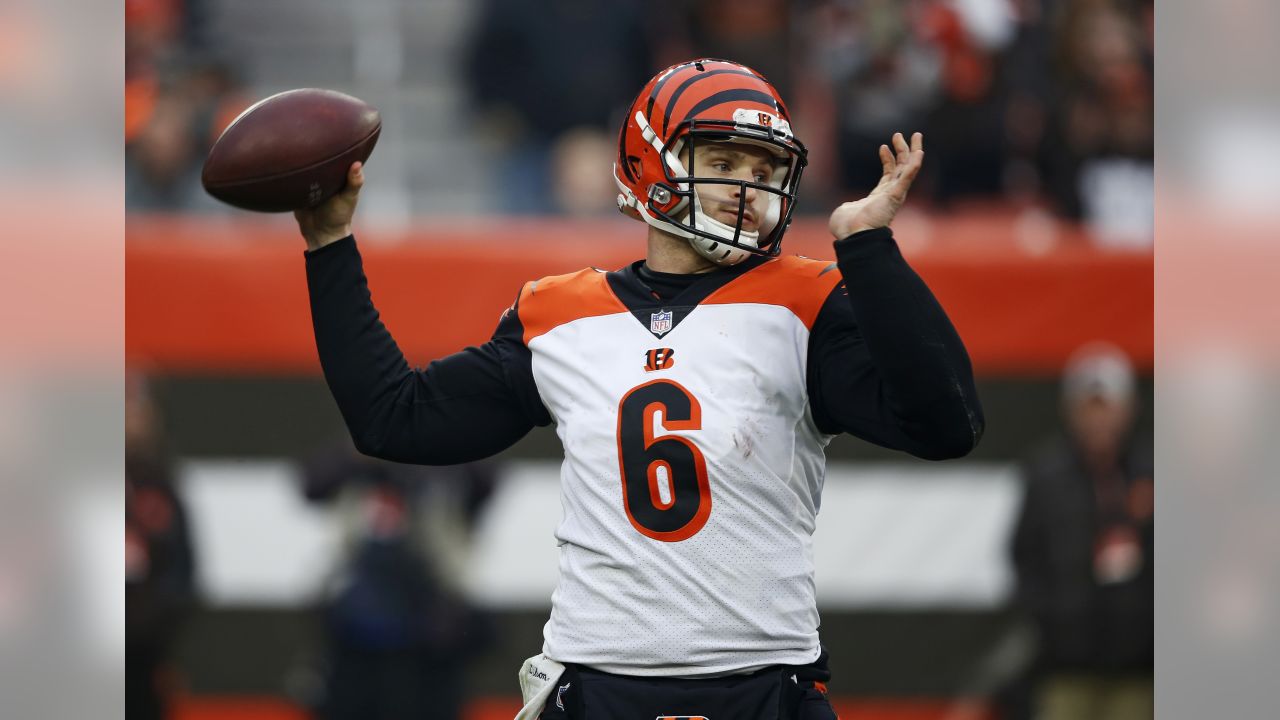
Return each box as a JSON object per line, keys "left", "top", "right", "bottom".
{"left": 125, "top": 0, "right": 1153, "bottom": 718}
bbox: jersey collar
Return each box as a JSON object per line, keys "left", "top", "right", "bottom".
{"left": 605, "top": 254, "right": 770, "bottom": 340}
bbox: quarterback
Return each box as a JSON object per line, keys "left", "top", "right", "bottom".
{"left": 296, "top": 60, "right": 983, "bottom": 719}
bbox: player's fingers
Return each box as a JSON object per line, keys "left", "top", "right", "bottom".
{"left": 885, "top": 133, "right": 923, "bottom": 193}
{"left": 879, "top": 144, "right": 894, "bottom": 176}
{"left": 899, "top": 155, "right": 923, "bottom": 189}
{"left": 335, "top": 162, "right": 364, "bottom": 202}
{"left": 892, "top": 132, "right": 911, "bottom": 166}
{"left": 902, "top": 136, "right": 924, "bottom": 177}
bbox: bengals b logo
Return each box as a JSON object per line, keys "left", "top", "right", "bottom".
{"left": 644, "top": 348, "right": 675, "bottom": 372}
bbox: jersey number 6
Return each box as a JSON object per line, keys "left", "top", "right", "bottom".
{"left": 616, "top": 379, "right": 712, "bottom": 542}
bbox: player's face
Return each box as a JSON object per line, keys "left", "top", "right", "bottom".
{"left": 686, "top": 142, "right": 778, "bottom": 233}
{"left": 1068, "top": 394, "right": 1134, "bottom": 456}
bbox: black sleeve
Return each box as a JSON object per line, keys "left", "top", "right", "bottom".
{"left": 806, "top": 227, "right": 984, "bottom": 460}
{"left": 305, "top": 235, "right": 551, "bottom": 465}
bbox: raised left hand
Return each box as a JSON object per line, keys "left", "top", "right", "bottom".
{"left": 828, "top": 132, "right": 924, "bottom": 239}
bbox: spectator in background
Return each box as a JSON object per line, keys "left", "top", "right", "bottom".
{"left": 548, "top": 128, "right": 621, "bottom": 218}
{"left": 1010, "top": 343, "right": 1153, "bottom": 720}
{"left": 1043, "top": 0, "right": 1153, "bottom": 244}
{"left": 680, "top": 0, "right": 794, "bottom": 99}
{"left": 126, "top": 81, "right": 211, "bottom": 210}
{"left": 299, "top": 443, "right": 498, "bottom": 720}
{"left": 806, "top": 0, "right": 943, "bottom": 196}
{"left": 993, "top": 0, "right": 1056, "bottom": 209}
{"left": 126, "top": 373, "right": 197, "bottom": 720}
{"left": 126, "top": 0, "right": 247, "bottom": 210}
{"left": 126, "top": 56, "right": 247, "bottom": 211}
{"left": 918, "top": 0, "right": 1014, "bottom": 206}
{"left": 464, "top": 0, "right": 654, "bottom": 214}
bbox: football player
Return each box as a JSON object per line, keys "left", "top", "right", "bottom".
{"left": 296, "top": 59, "right": 984, "bottom": 719}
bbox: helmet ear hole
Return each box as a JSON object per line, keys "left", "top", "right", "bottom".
{"left": 627, "top": 156, "right": 642, "bottom": 177}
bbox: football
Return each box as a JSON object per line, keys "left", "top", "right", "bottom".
{"left": 201, "top": 88, "right": 381, "bottom": 213}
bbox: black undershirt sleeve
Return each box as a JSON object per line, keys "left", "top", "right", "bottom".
{"left": 807, "top": 228, "right": 984, "bottom": 460}
{"left": 305, "top": 235, "right": 551, "bottom": 465}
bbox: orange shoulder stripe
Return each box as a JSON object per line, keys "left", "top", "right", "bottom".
{"left": 519, "top": 268, "right": 628, "bottom": 344}
{"left": 702, "top": 255, "right": 842, "bottom": 330}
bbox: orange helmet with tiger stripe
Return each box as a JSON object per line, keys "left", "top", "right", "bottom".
{"left": 614, "top": 59, "right": 808, "bottom": 265}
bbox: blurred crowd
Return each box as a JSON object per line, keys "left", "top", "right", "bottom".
{"left": 126, "top": 0, "right": 1152, "bottom": 243}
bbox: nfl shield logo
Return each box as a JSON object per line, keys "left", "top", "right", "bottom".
{"left": 650, "top": 310, "right": 673, "bottom": 335}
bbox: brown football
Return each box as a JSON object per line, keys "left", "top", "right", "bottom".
{"left": 201, "top": 88, "right": 381, "bottom": 213}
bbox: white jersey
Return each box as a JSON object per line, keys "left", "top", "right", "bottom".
{"left": 513, "top": 255, "right": 843, "bottom": 677}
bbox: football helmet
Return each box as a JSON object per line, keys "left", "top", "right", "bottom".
{"left": 614, "top": 59, "right": 808, "bottom": 265}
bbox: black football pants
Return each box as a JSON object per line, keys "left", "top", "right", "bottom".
{"left": 538, "top": 656, "right": 838, "bottom": 720}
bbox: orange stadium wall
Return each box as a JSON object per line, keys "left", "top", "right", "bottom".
{"left": 126, "top": 213, "right": 1152, "bottom": 376}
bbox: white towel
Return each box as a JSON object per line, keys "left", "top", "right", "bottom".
{"left": 514, "top": 653, "right": 567, "bottom": 720}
